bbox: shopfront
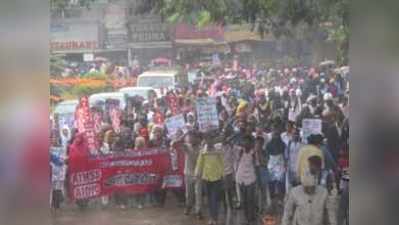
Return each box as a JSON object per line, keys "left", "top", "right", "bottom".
{"left": 50, "top": 20, "right": 104, "bottom": 62}
{"left": 128, "top": 15, "right": 173, "bottom": 65}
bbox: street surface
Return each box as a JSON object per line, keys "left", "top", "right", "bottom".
{"left": 52, "top": 197, "right": 248, "bottom": 225}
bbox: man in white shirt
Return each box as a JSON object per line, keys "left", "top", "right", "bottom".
{"left": 235, "top": 135, "right": 257, "bottom": 225}
{"left": 281, "top": 120, "right": 295, "bottom": 146}
{"left": 284, "top": 128, "right": 303, "bottom": 192}
{"left": 282, "top": 172, "right": 337, "bottom": 225}
{"left": 181, "top": 131, "right": 202, "bottom": 218}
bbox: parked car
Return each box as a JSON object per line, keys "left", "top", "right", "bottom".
{"left": 53, "top": 99, "right": 79, "bottom": 115}
{"left": 136, "top": 69, "right": 187, "bottom": 96}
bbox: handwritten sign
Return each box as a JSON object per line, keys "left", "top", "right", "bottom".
{"left": 165, "top": 114, "right": 186, "bottom": 138}
{"left": 196, "top": 97, "right": 219, "bottom": 132}
{"left": 302, "top": 119, "right": 322, "bottom": 142}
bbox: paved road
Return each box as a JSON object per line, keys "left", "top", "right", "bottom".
{"left": 51, "top": 197, "right": 249, "bottom": 225}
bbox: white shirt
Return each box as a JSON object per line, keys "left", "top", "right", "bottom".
{"left": 281, "top": 132, "right": 293, "bottom": 146}
{"left": 215, "top": 143, "right": 237, "bottom": 176}
{"left": 282, "top": 185, "right": 337, "bottom": 225}
{"left": 183, "top": 143, "right": 200, "bottom": 176}
{"left": 235, "top": 150, "right": 257, "bottom": 185}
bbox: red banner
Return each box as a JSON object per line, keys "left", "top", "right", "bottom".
{"left": 75, "top": 96, "right": 98, "bottom": 154}
{"left": 68, "top": 146, "right": 185, "bottom": 201}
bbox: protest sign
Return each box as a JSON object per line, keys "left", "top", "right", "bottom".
{"left": 196, "top": 97, "right": 219, "bottom": 132}
{"left": 68, "top": 146, "right": 185, "bottom": 200}
{"left": 165, "top": 114, "right": 186, "bottom": 138}
{"left": 301, "top": 118, "right": 322, "bottom": 142}
{"left": 75, "top": 96, "right": 98, "bottom": 154}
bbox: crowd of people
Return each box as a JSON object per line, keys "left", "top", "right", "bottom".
{"left": 50, "top": 60, "right": 349, "bottom": 225}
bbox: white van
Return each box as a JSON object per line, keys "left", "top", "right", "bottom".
{"left": 136, "top": 70, "right": 187, "bottom": 95}
{"left": 53, "top": 99, "right": 79, "bottom": 115}
{"left": 118, "top": 87, "right": 155, "bottom": 100}
{"left": 89, "top": 92, "right": 127, "bottom": 110}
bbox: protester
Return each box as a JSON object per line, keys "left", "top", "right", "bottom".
{"left": 284, "top": 127, "right": 303, "bottom": 192}
{"left": 261, "top": 204, "right": 281, "bottom": 225}
{"left": 50, "top": 135, "right": 67, "bottom": 211}
{"left": 181, "top": 131, "right": 202, "bottom": 217}
{"left": 235, "top": 135, "right": 258, "bottom": 225}
{"left": 195, "top": 134, "right": 224, "bottom": 225}
{"left": 51, "top": 60, "right": 349, "bottom": 224}
{"left": 265, "top": 124, "right": 286, "bottom": 202}
{"left": 281, "top": 172, "right": 337, "bottom": 225}
{"left": 296, "top": 134, "right": 325, "bottom": 183}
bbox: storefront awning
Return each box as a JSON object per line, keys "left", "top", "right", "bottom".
{"left": 224, "top": 30, "right": 262, "bottom": 43}
{"left": 128, "top": 42, "right": 173, "bottom": 49}
{"left": 51, "top": 48, "right": 127, "bottom": 54}
{"left": 175, "top": 38, "right": 226, "bottom": 47}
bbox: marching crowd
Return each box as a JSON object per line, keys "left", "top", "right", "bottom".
{"left": 51, "top": 62, "right": 349, "bottom": 225}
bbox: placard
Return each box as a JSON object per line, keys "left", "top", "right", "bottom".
{"left": 302, "top": 119, "right": 322, "bottom": 142}
{"left": 165, "top": 114, "right": 186, "bottom": 138}
{"left": 75, "top": 96, "right": 98, "bottom": 154}
{"left": 196, "top": 97, "right": 219, "bottom": 132}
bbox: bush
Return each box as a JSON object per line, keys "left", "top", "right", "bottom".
{"left": 83, "top": 71, "right": 108, "bottom": 80}
{"left": 73, "top": 85, "right": 110, "bottom": 97}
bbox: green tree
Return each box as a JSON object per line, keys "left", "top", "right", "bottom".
{"left": 136, "top": 0, "right": 348, "bottom": 65}
{"left": 50, "top": 54, "right": 67, "bottom": 77}
{"left": 51, "top": 0, "right": 96, "bottom": 18}
{"left": 50, "top": 0, "right": 96, "bottom": 11}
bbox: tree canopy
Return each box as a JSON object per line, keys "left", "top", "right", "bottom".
{"left": 50, "top": 0, "right": 96, "bottom": 11}
{"left": 135, "top": 0, "right": 348, "bottom": 64}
